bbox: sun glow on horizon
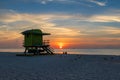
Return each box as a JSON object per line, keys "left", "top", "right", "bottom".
{"left": 58, "top": 42, "right": 64, "bottom": 49}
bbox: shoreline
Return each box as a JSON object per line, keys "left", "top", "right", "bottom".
{"left": 0, "top": 52, "right": 120, "bottom": 56}
{"left": 0, "top": 49, "right": 120, "bottom": 55}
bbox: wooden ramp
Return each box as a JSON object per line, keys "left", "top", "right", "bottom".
{"left": 42, "top": 46, "right": 54, "bottom": 54}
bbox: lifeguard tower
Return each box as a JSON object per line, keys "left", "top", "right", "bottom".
{"left": 22, "top": 29, "right": 54, "bottom": 55}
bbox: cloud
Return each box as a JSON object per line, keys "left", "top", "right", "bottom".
{"left": 35, "top": 0, "right": 108, "bottom": 7}
{"left": 68, "top": 10, "right": 120, "bottom": 22}
{"left": 18, "top": 0, "right": 107, "bottom": 7}
{"left": 79, "top": 26, "right": 120, "bottom": 38}
{"left": 103, "top": 27, "right": 120, "bottom": 34}
{"left": 0, "top": 9, "right": 22, "bottom": 23}
{"left": 22, "top": 0, "right": 92, "bottom": 7}
{"left": 88, "top": 15, "right": 120, "bottom": 22}
{"left": 1, "top": 12, "right": 120, "bottom": 23}
{"left": 0, "top": 9, "right": 120, "bottom": 41}
{"left": 0, "top": 30, "right": 21, "bottom": 41}
{"left": 88, "top": 0, "right": 107, "bottom": 6}
{"left": 34, "top": 0, "right": 69, "bottom": 4}
{"left": 0, "top": 9, "right": 120, "bottom": 48}
{"left": 0, "top": 9, "right": 81, "bottom": 41}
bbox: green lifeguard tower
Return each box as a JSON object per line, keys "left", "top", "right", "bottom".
{"left": 22, "top": 29, "right": 54, "bottom": 55}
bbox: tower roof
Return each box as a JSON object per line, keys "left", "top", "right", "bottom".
{"left": 22, "top": 29, "right": 50, "bottom": 35}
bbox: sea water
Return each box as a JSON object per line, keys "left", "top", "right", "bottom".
{"left": 0, "top": 48, "right": 120, "bottom": 55}
{"left": 55, "top": 49, "right": 120, "bottom": 55}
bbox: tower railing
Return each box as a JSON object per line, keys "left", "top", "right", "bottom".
{"left": 43, "top": 40, "right": 50, "bottom": 45}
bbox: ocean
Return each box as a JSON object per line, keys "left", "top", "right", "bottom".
{"left": 0, "top": 48, "right": 120, "bottom": 55}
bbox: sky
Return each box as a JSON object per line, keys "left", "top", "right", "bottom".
{"left": 0, "top": 0, "right": 120, "bottom": 49}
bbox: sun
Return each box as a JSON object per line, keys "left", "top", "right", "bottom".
{"left": 58, "top": 42, "right": 64, "bottom": 49}
{"left": 59, "top": 45, "right": 63, "bottom": 49}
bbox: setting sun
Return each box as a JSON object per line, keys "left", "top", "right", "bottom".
{"left": 58, "top": 42, "right": 64, "bottom": 49}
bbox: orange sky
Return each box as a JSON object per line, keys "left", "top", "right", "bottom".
{"left": 0, "top": 32, "right": 120, "bottom": 49}
{"left": 50, "top": 37, "right": 120, "bottom": 49}
{"left": 0, "top": 8, "right": 120, "bottom": 49}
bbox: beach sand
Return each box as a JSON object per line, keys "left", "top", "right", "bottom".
{"left": 0, "top": 52, "right": 120, "bottom": 80}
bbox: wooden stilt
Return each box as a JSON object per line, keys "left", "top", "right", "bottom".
{"left": 23, "top": 45, "right": 54, "bottom": 55}
{"left": 24, "top": 47, "right": 27, "bottom": 54}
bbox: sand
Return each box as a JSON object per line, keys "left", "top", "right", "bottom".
{"left": 0, "top": 52, "right": 120, "bottom": 80}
